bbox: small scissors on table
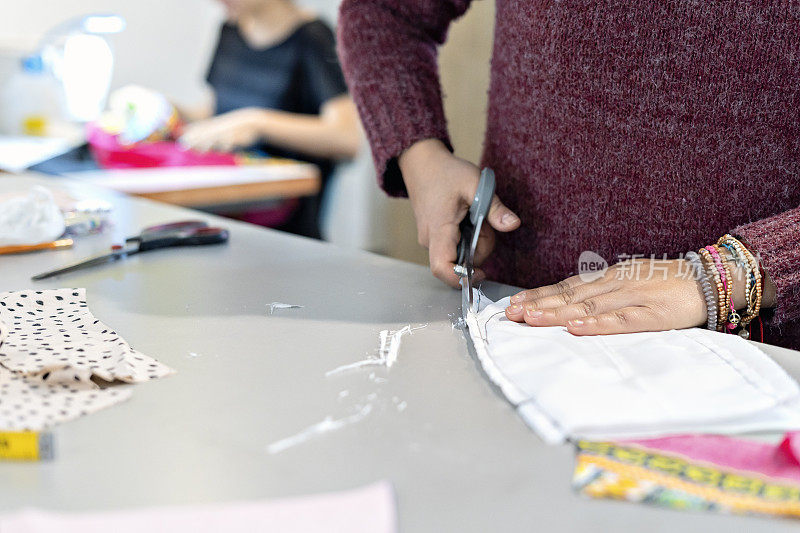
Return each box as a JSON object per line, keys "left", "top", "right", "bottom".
{"left": 32, "top": 220, "right": 229, "bottom": 281}
{"left": 454, "top": 168, "right": 496, "bottom": 321}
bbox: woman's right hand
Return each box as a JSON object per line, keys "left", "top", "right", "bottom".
{"left": 398, "top": 139, "right": 521, "bottom": 287}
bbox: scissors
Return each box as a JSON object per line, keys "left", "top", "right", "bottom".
{"left": 454, "top": 168, "right": 496, "bottom": 320}
{"left": 32, "top": 220, "right": 229, "bottom": 281}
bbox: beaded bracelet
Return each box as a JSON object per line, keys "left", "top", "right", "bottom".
{"left": 720, "top": 241, "right": 752, "bottom": 309}
{"left": 721, "top": 241, "right": 755, "bottom": 324}
{"left": 719, "top": 250, "right": 740, "bottom": 330}
{"left": 698, "top": 247, "right": 726, "bottom": 332}
{"left": 691, "top": 234, "right": 766, "bottom": 337}
{"left": 685, "top": 251, "right": 717, "bottom": 331}
{"left": 717, "top": 234, "right": 762, "bottom": 329}
{"left": 704, "top": 245, "right": 733, "bottom": 330}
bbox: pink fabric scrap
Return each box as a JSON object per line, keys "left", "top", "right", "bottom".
{"left": 0, "top": 481, "right": 396, "bottom": 533}
{"left": 628, "top": 432, "right": 800, "bottom": 483}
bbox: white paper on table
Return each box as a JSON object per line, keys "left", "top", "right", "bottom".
{"left": 0, "top": 136, "right": 75, "bottom": 173}
{"left": 466, "top": 295, "right": 800, "bottom": 444}
{"left": 0, "top": 481, "right": 397, "bottom": 533}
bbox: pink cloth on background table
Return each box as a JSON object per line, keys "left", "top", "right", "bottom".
{"left": 0, "top": 481, "right": 396, "bottom": 533}
{"left": 629, "top": 432, "right": 800, "bottom": 483}
{"left": 87, "top": 123, "right": 237, "bottom": 169}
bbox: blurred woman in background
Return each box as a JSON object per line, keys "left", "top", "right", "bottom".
{"left": 181, "top": 0, "right": 361, "bottom": 238}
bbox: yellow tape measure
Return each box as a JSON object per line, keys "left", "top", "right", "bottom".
{"left": 0, "top": 431, "right": 54, "bottom": 461}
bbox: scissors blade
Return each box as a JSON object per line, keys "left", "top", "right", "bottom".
{"left": 458, "top": 168, "right": 495, "bottom": 320}
{"left": 31, "top": 250, "right": 127, "bottom": 281}
{"left": 460, "top": 272, "right": 472, "bottom": 321}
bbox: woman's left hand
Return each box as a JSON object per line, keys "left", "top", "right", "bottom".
{"left": 505, "top": 258, "right": 709, "bottom": 335}
{"left": 179, "top": 108, "right": 267, "bottom": 152}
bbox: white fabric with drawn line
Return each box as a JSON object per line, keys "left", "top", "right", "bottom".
{"left": 467, "top": 295, "right": 800, "bottom": 444}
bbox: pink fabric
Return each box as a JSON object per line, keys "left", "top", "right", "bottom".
{"left": 86, "top": 124, "right": 298, "bottom": 229}
{"left": 0, "top": 481, "right": 396, "bottom": 533}
{"left": 779, "top": 432, "right": 800, "bottom": 468}
{"left": 629, "top": 433, "right": 800, "bottom": 483}
{"left": 87, "top": 124, "right": 237, "bottom": 169}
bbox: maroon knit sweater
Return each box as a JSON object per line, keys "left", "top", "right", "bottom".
{"left": 338, "top": 1, "right": 800, "bottom": 350}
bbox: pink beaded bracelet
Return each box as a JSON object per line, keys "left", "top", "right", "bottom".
{"left": 705, "top": 245, "right": 738, "bottom": 331}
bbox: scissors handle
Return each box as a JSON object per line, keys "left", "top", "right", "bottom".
{"left": 126, "top": 220, "right": 209, "bottom": 243}
{"left": 456, "top": 168, "right": 496, "bottom": 269}
{"left": 137, "top": 227, "right": 229, "bottom": 252}
{"left": 469, "top": 168, "right": 495, "bottom": 227}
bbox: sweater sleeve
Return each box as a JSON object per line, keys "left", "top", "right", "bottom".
{"left": 734, "top": 207, "right": 800, "bottom": 327}
{"left": 337, "top": 0, "right": 472, "bottom": 196}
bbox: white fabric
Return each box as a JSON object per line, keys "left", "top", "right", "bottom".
{"left": 0, "top": 186, "right": 65, "bottom": 246}
{"left": 467, "top": 296, "right": 800, "bottom": 444}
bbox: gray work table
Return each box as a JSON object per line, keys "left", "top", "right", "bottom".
{"left": 1, "top": 173, "right": 799, "bottom": 532}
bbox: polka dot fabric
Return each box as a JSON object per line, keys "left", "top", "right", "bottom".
{"left": 0, "top": 289, "right": 173, "bottom": 431}
{"left": 0, "top": 289, "right": 173, "bottom": 383}
{"left": 0, "top": 365, "right": 132, "bottom": 431}
{"left": 0, "top": 316, "right": 7, "bottom": 350}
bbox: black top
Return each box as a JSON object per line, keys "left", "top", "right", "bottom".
{"left": 206, "top": 19, "right": 348, "bottom": 165}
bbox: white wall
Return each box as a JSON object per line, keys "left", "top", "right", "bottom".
{"left": 0, "top": 0, "right": 225, "bottom": 107}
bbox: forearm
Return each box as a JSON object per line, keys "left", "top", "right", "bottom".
{"left": 256, "top": 108, "right": 360, "bottom": 160}
{"left": 338, "top": 0, "right": 471, "bottom": 193}
{"left": 398, "top": 139, "right": 450, "bottom": 180}
{"left": 175, "top": 91, "right": 215, "bottom": 123}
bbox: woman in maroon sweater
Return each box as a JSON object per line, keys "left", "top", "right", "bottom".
{"left": 338, "top": 1, "right": 800, "bottom": 349}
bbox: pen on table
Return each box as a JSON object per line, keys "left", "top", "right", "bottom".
{"left": 0, "top": 239, "right": 74, "bottom": 256}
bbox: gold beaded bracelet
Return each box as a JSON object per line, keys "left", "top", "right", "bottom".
{"left": 717, "top": 234, "right": 763, "bottom": 329}
{"left": 718, "top": 247, "right": 740, "bottom": 328}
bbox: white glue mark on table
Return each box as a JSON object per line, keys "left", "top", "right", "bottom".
{"left": 449, "top": 313, "right": 467, "bottom": 330}
{"left": 188, "top": 352, "right": 201, "bottom": 358}
{"left": 268, "top": 302, "right": 304, "bottom": 315}
{"left": 325, "top": 358, "right": 384, "bottom": 376}
{"left": 266, "top": 404, "right": 373, "bottom": 454}
{"left": 368, "top": 373, "right": 387, "bottom": 384}
{"left": 325, "top": 324, "right": 427, "bottom": 377}
{"left": 391, "top": 396, "right": 407, "bottom": 411}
